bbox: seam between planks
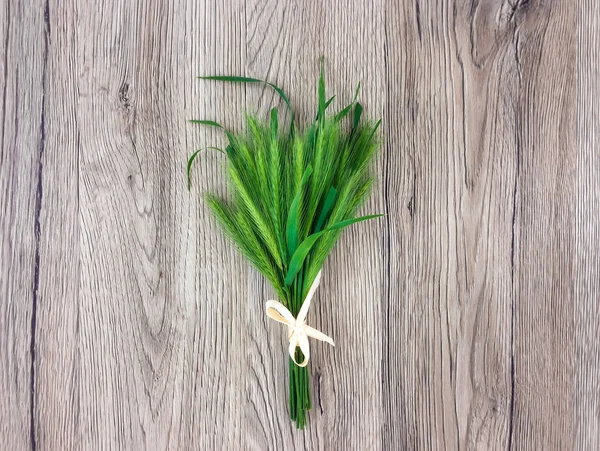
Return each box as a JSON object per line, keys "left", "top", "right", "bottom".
{"left": 30, "top": 1, "right": 51, "bottom": 450}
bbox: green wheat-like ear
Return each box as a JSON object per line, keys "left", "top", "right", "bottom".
{"left": 188, "top": 66, "right": 382, "bottom": 293}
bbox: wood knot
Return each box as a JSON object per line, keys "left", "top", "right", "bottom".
{"left": 500, "top": 0, "right": 533, "bottom": 26}
{"left": 119, "top": 82, "right": 131, "bottom": 110}
{"left": 314, "top": 369, "right": 325, "bottom": 415}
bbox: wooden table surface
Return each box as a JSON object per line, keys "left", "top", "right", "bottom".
{"left": 1, "top": 0, "right": 598, "bottom": 449}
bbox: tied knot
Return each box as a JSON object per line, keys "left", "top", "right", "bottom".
{"left": 289, "top": 321, "right": 305, "bottom": 337}
{"left": 265, "top": 271, "right": 335, "bottom": 367}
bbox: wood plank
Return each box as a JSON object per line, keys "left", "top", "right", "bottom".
{"left": 510, "top": 1, "right": 576, "bottom": 448}
{"left": 576, "top": 0, "right": 600, "bottom": 447}
{"left": 0, "top": 0, "right": 594, "bottom": 449}
{"left": 243, "top": 0, "right": 386, "bottom": 449}
{"left": 1, "top": 1, "right": 48, "bottom": 448}
{"left": 32, "top": 1, "right": 80, "bottom": 449}
{"left": 77, "top": 1, "right": 246, "bottom": 448}
{"left": 1, "top": 3, "right": 80, "bottom": 448}
{"left": 384, "top": 1, "right": 576, "bottom": 449}
{"left": 384, "top": 2, "right": 516, "bottom": 447}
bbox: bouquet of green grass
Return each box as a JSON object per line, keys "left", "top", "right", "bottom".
{"left": 188, "top": 62, "right": 382, "bottom": 428}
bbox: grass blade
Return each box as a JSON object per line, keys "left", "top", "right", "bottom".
{"left": 324, "top": 95, "right": 336, "bottom": 110}
{"left": 334, "top": 82, "right": 361, "bottom": 122}
{"left": 325, "top": 214, "right": 383, "bottom": 232}
{"left": 189, "top": 119, "right": 224, "bottom": 128}
{"left": 368, "top": 118, "right": 382, "bottom": 142}
{"left": 199, "top": 75, "right": 293, "bottom": 118}
{"left": 315, "top": 95, "right": 336, "bottom": 121}
{"left": 314, "top": 187, "right": 337, "bottom": 232}
{"left": 189, "top": 119, "right": 237, "bottom": 146}
{"left": 285, "top": 213, "right": 383, "bottom": 285}
{"left": 270, "top": 107, "right": 278, "bottom": 138}
{"left": 352, "top": 102, "right": 363, "bottom": 134}
{"left": 187, "top": 147, "right": 225, "bottom": 190}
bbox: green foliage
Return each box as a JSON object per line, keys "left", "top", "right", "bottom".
{"left": 187, "top": 147, "right": 224, "bottom": 190}
{"left": 190, "top": 63, "right": 382, "bottom": 428}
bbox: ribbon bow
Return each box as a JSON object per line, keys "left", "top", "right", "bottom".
{"left": 265, "top": 271, "right": 335, "bottom": 367}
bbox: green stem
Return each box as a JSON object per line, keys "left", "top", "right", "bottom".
{"left": 289, "top": 358, "right": 297, "bottom": 420}
{"left": 287, "top": 271, "right": 311, "bottom": 428}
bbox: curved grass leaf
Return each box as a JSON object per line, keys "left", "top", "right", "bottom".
{"left": 190, "top": 119, "right": 237, "bottom": 148}
{"left": 198, "top": 75, "right": 293, "bottom": 122}
{"left": 315, "top": 95, "right": 336, "bottom": 121}
{"left": 324, "top": 95, "right": 336, "bottom": 110}
{"left": 334, "top": 82, "right": 361, "bottom": 122}
{"left": 314, "top": 187, "right": 337, "bottom": 232}
{"left": 187, "top": 147, "right": 225, "bottom": 190}
{"left": 352, "top": 103, "right": 363, "bottom": 134}
{"left": 270, "top": 107, "right": 278, "bottom": 138}
{"left": 189, "top": 119, "right": 224, "bottom": 128}
{"left": 368, "top": 118, "right": 382, "bottom": 142}
{"left": 285, "top": 213, "right": 383, "bottom": 286}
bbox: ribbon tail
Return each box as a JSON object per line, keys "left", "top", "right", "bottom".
{"left": 304, "top": 325, "right": 335, "bottom": 347}
{"left": 296, "top": 270, "right": 322, "bottom": 323}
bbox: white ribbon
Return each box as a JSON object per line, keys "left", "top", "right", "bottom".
{"left": 265, "top": 271, "right": 335, "bottom": 367}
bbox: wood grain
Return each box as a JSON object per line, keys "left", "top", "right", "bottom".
{"left": 1, "top": 2, "right": 44, "bottom": 448}
{"left": 576, "top": 0, "right": 600, "bottom": 448}
{"left": 77, "top": 1, "right": 246, "bottom": 449}
{"left": 0, "top": 0, "right": 597, "bottom": 449}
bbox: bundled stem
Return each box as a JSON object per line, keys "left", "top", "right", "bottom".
{"left": 289, "top": 357, "right": 310, "bottom": 428}
{"left": 190, "top": 61, "right": 381, "bottom": 428}
{"left": 288, "top": 267, "right": 311, "bottom": 427}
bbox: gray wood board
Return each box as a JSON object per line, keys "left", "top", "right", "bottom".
{"left": 1, "top": 0, "right": 597, "bottom": 449}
